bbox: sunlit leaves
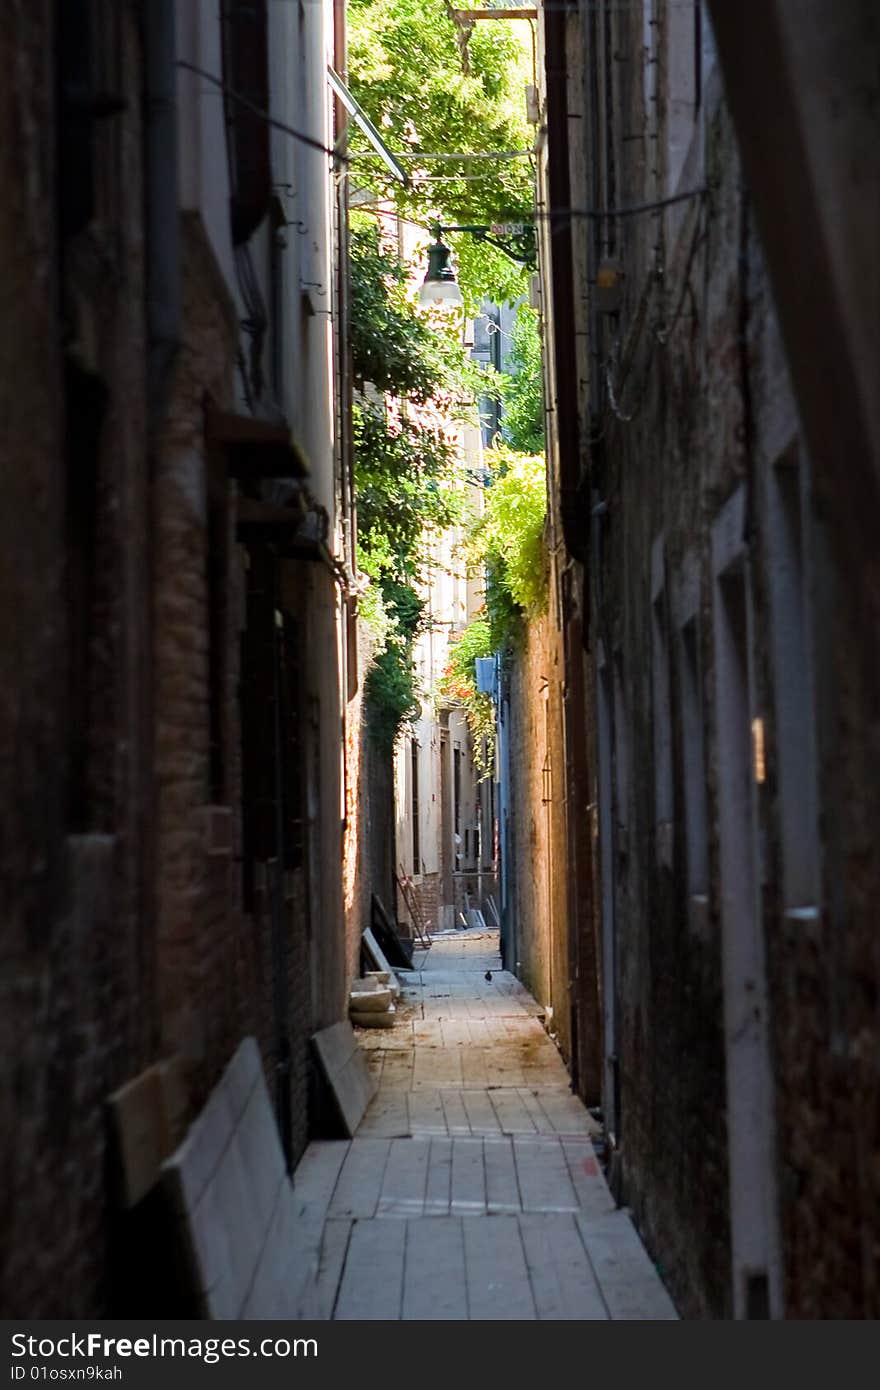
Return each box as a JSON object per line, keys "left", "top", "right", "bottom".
{"left": 347, "top": 0, "right": 535, "bottom": 305}
{"left": 468, "top": 445, "right": 547, "bottom": 649}
{"left": 500, "top": 305, "right": 545, "bottom": 453}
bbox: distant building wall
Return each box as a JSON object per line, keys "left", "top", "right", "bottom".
{"left": 505, "top": 608, "right": 571, "bottom": 1062}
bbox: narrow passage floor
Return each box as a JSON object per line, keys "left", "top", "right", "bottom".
{"left": 294, "top": 929, "right": 677, "bottom": 1319}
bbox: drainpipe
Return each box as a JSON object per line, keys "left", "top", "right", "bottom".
{"left": 145, "top": 0, "right": 181, "bottom": 424}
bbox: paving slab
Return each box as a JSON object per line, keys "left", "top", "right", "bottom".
{"left": 293, "top": 928, "right": 678, "bottom": 1320}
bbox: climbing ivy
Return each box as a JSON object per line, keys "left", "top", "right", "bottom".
{"left": 350, "top": 213, "right": 498, "bottom": 750}
{"left": 439, "top": 447, "right": 548, "bottom": 773}
{"left": 469, "top": 445, "right": 547, "bottom": 647}
{"left": 440, "top": 616, "right": 496, "bottom": 779}
{"left": 501, "top": 305, "right": 545, "bottom": 454}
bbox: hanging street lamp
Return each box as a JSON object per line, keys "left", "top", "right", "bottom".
{"left": 417, "top": 234, "right": 465, "bottom": 308}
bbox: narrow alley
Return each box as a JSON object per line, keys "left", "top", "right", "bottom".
{"left": 2, "top": 0, "right": 878, "bottom": 1333}
{"left": 294, "top": 929, "right": 676, "bottom": 1320}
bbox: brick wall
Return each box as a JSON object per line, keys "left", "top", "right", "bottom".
{"left": 0, "top": 2, "right": 157, "bottom": 1317}
{"left": 506, "top": 608, "right": 573, "bottom": 1061}
{"left": 153, "top": 215, "right": 241, "bottom": 1099}
{"left": 402, "top": 871, "right": 439, "bottom": 936}
{"left": 345, "top": 619, "right": 400, "bottom": 958}
{"left": 553, "top": 0, "right": 880, "bottom": 1317}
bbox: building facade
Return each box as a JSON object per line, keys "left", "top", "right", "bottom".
{"left": 533, "top": 0, "right": 880, "bottom": 1318}
{"left": 395, "top": 430, "right": 493, "bottom": 934}
{"left": 0, "top": 0, "right": 353, "bottom": 1316}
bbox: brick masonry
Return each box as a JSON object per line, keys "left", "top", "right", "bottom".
{"left": 545, "top": 4, "right": 880, "bottom": 1318}
{"left": 506, "top": 608, "right": 573, "bottom": 1065}
{"left": 0, "top": 4, "right": 345, "bottom": 1313}
{"left": 0, "top": 3, "right": 156, "bottom": 1317}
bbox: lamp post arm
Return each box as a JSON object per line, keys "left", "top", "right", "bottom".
{"left": 432, "top": 223, "right": 536, "bottom": 269}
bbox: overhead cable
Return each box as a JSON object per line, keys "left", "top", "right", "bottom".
{"left": 176, "top": 61, "right": 343, "bottom": 161}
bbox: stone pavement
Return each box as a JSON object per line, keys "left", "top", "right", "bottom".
{"left": 293, "top": 929, "right": 678, "bottom": 1320}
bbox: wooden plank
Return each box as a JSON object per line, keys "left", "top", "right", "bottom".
{"left": 440, "top": 1019, "right": 472, "bottom": 1047}
{"left": 315, "top": 1218, "right": 352, "bottom": 1319}
{"left": 517, "top": 1087, "right": 554, "bottom": 1134}
{"left": 327, "top": 1138, "right": 392, "bottom": 1219}
{"left": 462, "top": 1089, "right": 503, "bottom": 1136}
{"left": 293, "top": 1141, "right": 350, "bottom": 1213}
{"left": 402, "top": 1218, "right": 468, "bottom": 1319}
{"left": 462, "top": 1215, "right": 536, "bottom": 1320}
{"left": 424, "top": 1138, "right": 453, "bottom": 1215}
{"left": 236, "top": 1083, "right": 287, "bottom": 1234}
{"left": 210, "top": 1133, "right": 264, "bottom": 1312}
{"left": 356, "top": 1089, "right": 410, "bottom": 1138}
{"left": 440, "top": 1091, "right": 471, "bottom": 1137}
{"left": 378, "top": 1048, "right": 415, "bottom": 1089}
{"left": 364, "top": 1053, "right": 385, "bottom": 1084}
{"left": 513, "top": 1137, "right": 580, "bottom": 1212}
{"left": 484, "top": 1137, "right": 521, "bottom": 1213}
{"left": 561, "top": 1139, "right": 617, "bottom": 1218}
{"left": 333, "top": 1218, "right": 406, "bottom": 1320}
{"left": 450, "top": 1138, "right": 486, "bottom": 1215}
{"left": 412, "top": 1019, "right": 443, "bottom": 1046}
{"left": 487, "top": 1047, "right": 526, "bottom": 1088}
{"left": 377, "top": 1138, "right": 431, "bottom": 1216}
{"left": 311, "top": 1021, "right": 377, "bottom": 1137}
{"left": 460, "top": 1046, "right": 490, "bottom": 1088}
{"left": 466, "top": 1019, "right": 493, "bottom": 1047}
{"left": 519, "top": 1212, "right": 608, "bottom": 1320}
{"left": 489, "top": 1089, "right": 537, "bottom": 1135}
{"left": 370, "top": 893, "right": 413, "bottom": 968}
{"left": 109, "top": 1060, "right": 182, "bottom": 1209}
{"left": 242, "top": 1179, "right": 321, "bottom": 1321}
{"left": 575, "top": 1211, "right": 679, "bottom": 1319}
{"left": 362, "top": 926, "right": 398, "bottom": 980}
{"left": 408, "top": 1088, "right": 448, "bottom": 1136}
{"left": 534, "top": 1088, "right": 596, "bottom": 1137}
{"left": 413, "top": 1046, "right": 463, "bottom": 1089}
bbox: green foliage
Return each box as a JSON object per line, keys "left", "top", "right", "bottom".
{"left": 440, "top": 617, "right": 496, "bottom": 779}
{"left": 350, "top": 217, "right": 497, "bottom": 403}
{"left": 469, "top": 446, "right": 547, "bottom": 650}
{"left": 364, "top": 640, "right": 422, "bottom": 748}
{"left": 501, "top": 305, "right": 545, "bottom": 453}
{"left": 347, "top": 0, "right": 535, "bottom": 307}
{"left": 350, "top": 217, "right": 480, "bottom": 750}
{"left": 350, "top": 221, "right": 440, "bottom": 401}
{"left": 354, "top": 399, "right": 462, "bottom": 582}
{"left": 347, "top": 10, "right": 542, "bottom": 747}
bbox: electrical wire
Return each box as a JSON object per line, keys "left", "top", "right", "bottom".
{"left": 544, "top": 186, "right": 708, "bottom": 224}
{"left": 176, "top": 60, "right": 343, "bottom": 162}
{"left": 352, "top": 150, "right": 534, "bottom": 161}
{"left": 177, "top": 65, "right": 707, "bottom": 228}
{"left": 268, "top": 0, "right": 700, "bottom": 11}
